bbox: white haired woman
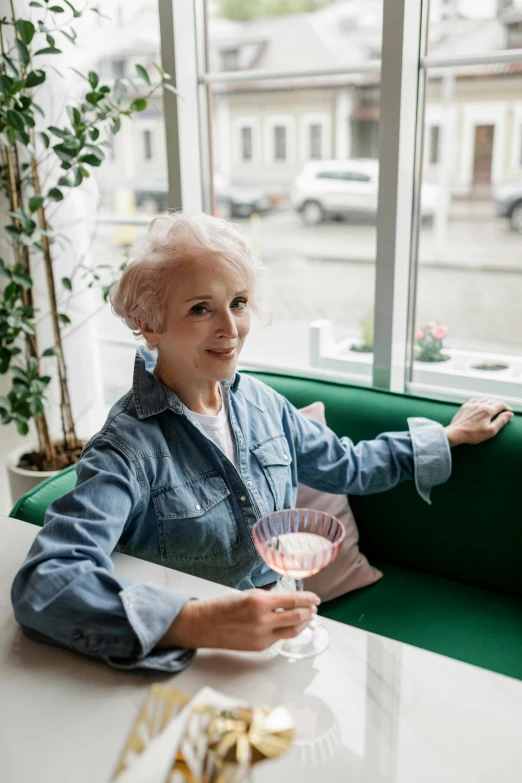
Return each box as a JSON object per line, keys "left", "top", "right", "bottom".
{"left": 12, "top": 213, "right": 513, "bottom": 672}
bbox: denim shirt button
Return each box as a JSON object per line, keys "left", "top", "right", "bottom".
{"left": 240, "top": 495, "right": 247, "bottom": 502}
{"left": 238, "top": 439, "right": 244, "bottom": 445}
{"left": 283, "top": 454, "right": 288, "bottom": 460}
{"left": 246, "top": 480, "right": 253, "bottom": 487}
{"left": 195, "top": 504, "right": 201, "bottom": 511}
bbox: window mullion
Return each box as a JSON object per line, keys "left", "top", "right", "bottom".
{"left": 373, "top": 0, "right": 424, "bottom": 392}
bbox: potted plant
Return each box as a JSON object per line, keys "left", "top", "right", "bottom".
{"left": 0, "top": 1, "right": 172, "bottom": 502}
{"left": 414, "top": 322, "right": 450, "bottom": 363}
{"left": 349, "top": 310, "right": 374, "bottom": 354}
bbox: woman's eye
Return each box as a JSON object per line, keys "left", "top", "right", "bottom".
{"left": 232, "top": 298, "right": 247, "bottom": 310}
{"left": 190, "top": 304, "right": 208, "bottom": 315}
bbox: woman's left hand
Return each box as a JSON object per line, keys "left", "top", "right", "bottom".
{"left": 445, "top": 398, "right": 514, "bottom": 447}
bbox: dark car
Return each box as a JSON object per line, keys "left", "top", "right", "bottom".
{"left": 494, "top": 182, "right": 522, "bottom": 233}
{"left": 134, "top": 174, "right": 272, "bottom": 218}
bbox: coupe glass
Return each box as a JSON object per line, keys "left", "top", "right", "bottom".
{"left": 253, "top": 508, "right": 345, "bottom": 659}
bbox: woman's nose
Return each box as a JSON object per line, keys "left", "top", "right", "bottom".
{"left": 216, "top": 309, "right": 238, "bottom": 337}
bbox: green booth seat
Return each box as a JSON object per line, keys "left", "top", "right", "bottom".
{"left": 9, "top": 371, "right": 522, "bottom": 681}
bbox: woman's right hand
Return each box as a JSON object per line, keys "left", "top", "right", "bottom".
{"left": 158, "top": 589, "right": 321, "bottom": 652}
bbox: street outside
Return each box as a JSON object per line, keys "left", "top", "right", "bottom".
{"left": 90, "top": 202, "right": 522, "bottom": 405}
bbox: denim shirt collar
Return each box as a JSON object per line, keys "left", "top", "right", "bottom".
{"left": 132, "top": 346, "right": 240, "bottom": 420}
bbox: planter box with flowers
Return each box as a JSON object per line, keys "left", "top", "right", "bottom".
{"left": 309, "top": 320, "right": 522, "bottom": 398}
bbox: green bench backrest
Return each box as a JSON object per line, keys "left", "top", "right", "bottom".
{"left": 11, "top": 372, "right": 522, "bottom": 598}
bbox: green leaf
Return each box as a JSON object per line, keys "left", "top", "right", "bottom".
{"left": 42, "top": 346, "right": 58, "bottom": 357}
{"left": 34, "top": 47, "right": 62, "bottom": 56}
{"left": 53, "top": 143, "right": 75, "bottom": 162}
{"left": 135, "top": 64, "right": 151, "bottom": 85}
{"left": 46, "top": 34, "right": 56, "bottom": 48}
{"left": 91, "top": 7, "right": 111, "bottom": 20}
{"left": 7, "top": 110, "right": 25, "bottom": 132}
{"left": 26, "top": 69, "right": 46, "bottom": 88}
{"left": 63, "top": 0, "right": 82, "bottom": 17}
{"left": 48, "top": 125, "right": 69, "bottom": 139}
{"left": 58, "top": 313, "right": 71, "bottom": 325}
{"left": 153, "top": 62, "right": 167, "bottom": 80}
{"left": 66, "top": 106, "right": 81, "bottom": 127}
{"left": 16, "top": 421, "right": 29, "bottom": 436}
{"left": 60, "top": 29, "right": 76, "bottom": 44}
{"left": 47, "top": 187, "right": 63, "bottom": 201}
{"left": 40, "top": 131, "right": 50, "bottom": 148}
{"left": 89, "top": 127, "right": 100, "bottom": 141}
{"left": 88, "top": 71, "right": 99, "bottom": 89}
{"left": 12, "top": 273, "right": 33, "bottom": 289}
{"left": 3, "top": 55, "right": 19, "bottom": 77}
{"left": 112, "top": 79, "right": 127, "bottom": 103}
{"left": 61, "top": 276, "right": 72, "bottom": 291}
{"left": 130, "top": 97, "right": 147, "bottom": 112}
{"left": 29, "top": 2, "right": 44, "bottom": 7}
{"left": 15, "top": 19, "right": 36, "bottom": 45}
{"left": 111, "top": 116, "right": 122, "bottom": 134}
{"left": 28, "top": 195, "right": 45, "bottom": 213}
{"left": 79, "top": 154, "right": 102, "bottom": 167}
{"left": 85, "top": 90, "right": 102, "bottom": 105}
{"left": 50, "top": 5, "right": 65, "bottom": 11}
{"left": 15, "top": 39, "right": 30, "bottom": 67}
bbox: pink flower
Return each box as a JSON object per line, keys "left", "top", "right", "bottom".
{"left": 432, "top": 325, "right": 447, "bottom": 340}
{"left": 414, "top": 329, "right": 424, "bottom": 340}
{"left": 425, "top": 321, "right": 437, "bottom": 329}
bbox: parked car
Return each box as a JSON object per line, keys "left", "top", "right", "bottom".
{"left": 494, "top": 182, "right": 522, "bottom": 233}
{"left": 134, "top": 174, "right": 272, "bottom": 218}
{"left": 291, "top": 159, "right": 441, "bottom": 225}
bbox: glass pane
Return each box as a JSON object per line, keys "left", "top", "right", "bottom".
{"left": 208, "top": 1, "right": 383, "bottom": 72}
{"left": 206, "top": 2, "right": 383, "bottom": 377}
{"left": 77, "top": 1, "right": 167, "bottom": 417}
{"left": 427, "top": 1, "right": 522, "bottom": 55}
{"left": 411, "top": 65, "right": 522, "bottom": 397}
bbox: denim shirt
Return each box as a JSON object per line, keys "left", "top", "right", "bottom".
{"left": 12, "top": 347, "right": 451, "bottom": 672}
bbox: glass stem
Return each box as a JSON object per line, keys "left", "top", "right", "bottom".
{"left": 295, "top": 578, "right": 304, "bottom": 592}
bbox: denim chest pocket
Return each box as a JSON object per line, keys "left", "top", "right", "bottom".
{"left": 152, "top": 472, "right": 240, "bottom": 561}
{"left": 251, "top": 435, "right": 293, "bottom": 510}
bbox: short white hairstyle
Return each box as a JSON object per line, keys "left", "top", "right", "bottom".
{"left": 110, "top": 212, "right": 261, "bottom": 340}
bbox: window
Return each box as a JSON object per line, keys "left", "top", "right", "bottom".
{"left": 143, "top": 129, "right": 153, "bottom": 161}
{"left": 309, "top": 124, "right": 322, "bottom": 159}
{"left": 241, "top": 126, "right": 253, "bottom": 162}
{"left": 507, "top": 22, "right": 522, "bottom": 49}
{"left": 520, "top": 125, "right": 522, "bottom": 166}
{"left": 429, "top": 125, "right": 440, "bottom": 164}
{"left": 111, "top": 59, "right": 125, "bottom": 78}
{"left": 221, "top": 48, "right": 239, "bottom": 70}
{"left": 273, "top": 125, "right": 287, "bottom": 161}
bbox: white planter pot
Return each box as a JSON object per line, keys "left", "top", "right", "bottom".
{"left": 6, "top": 444, "right": 59, "bottom": 508}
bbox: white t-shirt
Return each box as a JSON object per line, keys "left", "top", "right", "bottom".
{"left": 190, "top": 385, "right": 238, "bottom": 468}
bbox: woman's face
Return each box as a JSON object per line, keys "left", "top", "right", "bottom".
{"left": 149, "top": 255, "right": 251, "bottom": 384}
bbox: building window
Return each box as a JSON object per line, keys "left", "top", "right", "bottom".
{"left": 520, "top": 125, "right": 522, "bottom": 166}
{"left": 111, "top": 59, "right": 125, "bottom": 78}
{"left": 309, "top": 124, "right": 322, "bottom": 159}
{"left": 221, "top": 48, "right": 239, "bottom": 70}
{"left": 429, "top": 125, "right": 440, "bottom": 164}
{"left": 143, "top": 130, "right": 153, "bottom": 161}
{"left": 274, "top": 125, "right": 287, "bottom": 161}
{"left": 507, "top": 22, "right": 522, "bottom": 49}
{"left": 241, "top": 126, "right": 252, "bottom": 162}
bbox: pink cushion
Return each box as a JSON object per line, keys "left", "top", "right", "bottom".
{"left": 298, "top": 401, "right": 382, "bottom": 601}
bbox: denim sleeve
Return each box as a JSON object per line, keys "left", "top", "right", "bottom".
{"left": 283, "top": 400, "right": 451, "bottom": 504}
{"left": 11, "top": 438, "right": 196, "bottom": 672}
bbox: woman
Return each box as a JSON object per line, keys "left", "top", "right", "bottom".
{"left": 11, "top": 213, "right": 513, "bottom": 672}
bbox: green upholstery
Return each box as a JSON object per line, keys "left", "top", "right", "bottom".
{"left": 10, "top": 464, "right": 77, "bottom": 527}
{"left": 9, "top": 371, "right": 522, "bottom": 680}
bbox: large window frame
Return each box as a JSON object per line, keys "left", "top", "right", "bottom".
{"left": 156, "top": 0, "right": 522, "bottom": 409}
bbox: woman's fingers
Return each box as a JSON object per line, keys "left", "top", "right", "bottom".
{"left": 270, "top": 606, "right": 317, "bottom": 629}
{"left": 491, "top": 410, "right": 514, "bottom": 433}
{"left": 274, "top": 619, "right": 314, "bottom": 641}
{"left": 263, "top": 590, "right": 320, "bottom": 611}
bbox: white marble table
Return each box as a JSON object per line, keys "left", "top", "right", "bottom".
{"left": 1, "top": 514, "right": 522, "bottom": 783}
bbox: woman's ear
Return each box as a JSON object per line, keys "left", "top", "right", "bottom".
{"left": 137, "top": 319, "right": 161, "bottom": 347}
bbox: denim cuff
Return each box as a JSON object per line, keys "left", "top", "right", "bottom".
{"left": 407, "top": 417, "right": 452, "bottom": 505}
{"left": 111, "top": 582, "right": 197, "bottom": 672}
